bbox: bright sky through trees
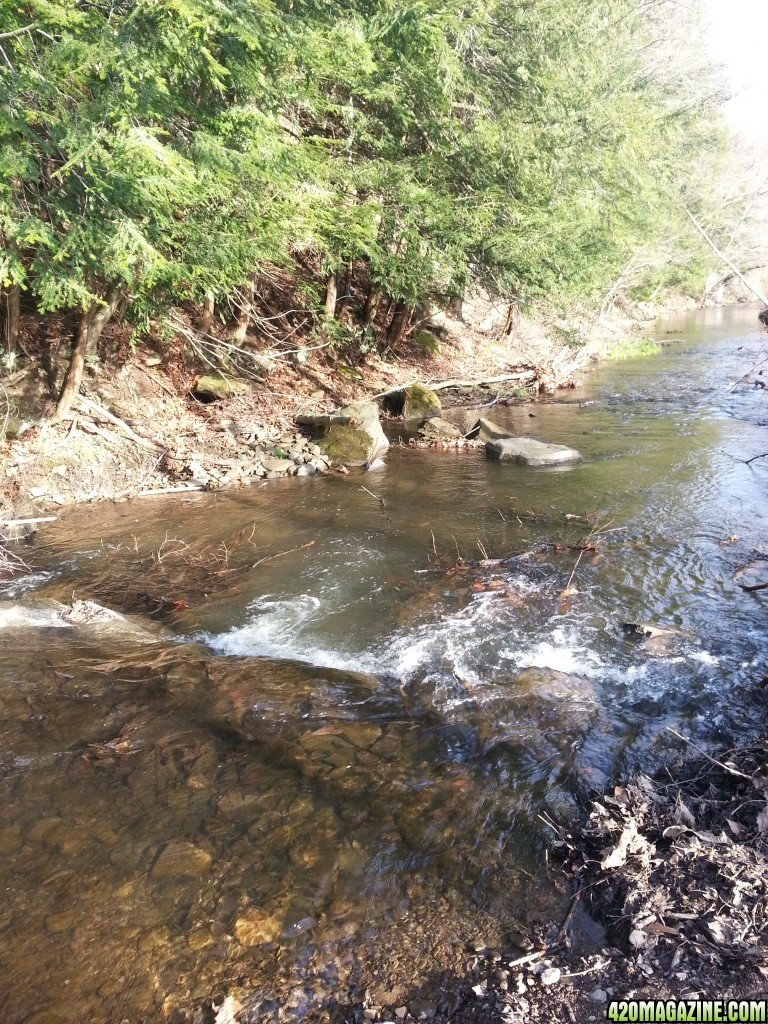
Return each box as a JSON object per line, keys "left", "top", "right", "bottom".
{"left": 704, "top": 0, "right": 768, "bottom": 134}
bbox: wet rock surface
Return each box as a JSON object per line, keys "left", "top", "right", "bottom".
{"left": 486, "top": 437, "right": 582, "bottom": 465}
{"left": 297, "top": 401, "right": 389, "bottom": 466}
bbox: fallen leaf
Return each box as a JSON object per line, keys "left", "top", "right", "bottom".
{"left": 726, "top": 818, "right": 744, "bottom": 836}
{"left": 674, "top": 799, "right": 696, "bottom": 829}
{"left": 629, "top": 929, "right": 647, "bottom": 949}
{"left": 662, "top": 825, "right": 688, "bottom": 840}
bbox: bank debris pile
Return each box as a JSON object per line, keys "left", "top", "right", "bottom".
{"left": 329, "top": 742, "right": 768, "bottom": 1024}
{"left": 569, "top": 741, "right": 768, "bottom": 980}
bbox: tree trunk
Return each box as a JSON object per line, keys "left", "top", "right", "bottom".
{"left": 4, "top": 284, "right": 20, "bottom": 352}
{"left": 54, "top": 286, "right": 121, "bottom": 421}
{"left": 197, "top": 292, "right": 214, "bottom": 335}
{"left": 324, "top": 274, "right": 338, "bottom": 320}
{"left": 363, "top": 287, "right": 381, "bottom": 328}
{"left": 226, "top": 278, "right": 256, "bottom": 344}
{"left": 386, "top": 302, "right": 413, "bottom": 348}
{"left": 500, "top": 301, "right": 519, "bottom": 338}
{"left": 336, "top": 263, "right": 353, "bottom": 318}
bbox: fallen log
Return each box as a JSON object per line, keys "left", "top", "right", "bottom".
{"left": 73, "top": 397, "right": 163, "bottom": 451}
{"left": 372, "top": 371, "right": 537, "bottom": 400}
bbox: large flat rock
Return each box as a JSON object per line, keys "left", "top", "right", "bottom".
{"left": 486, "top": 437, "right": 581, "bottom": 466}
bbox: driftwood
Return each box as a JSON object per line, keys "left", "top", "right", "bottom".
{"left": 0, "top": 516, "right": 57, "bottom": 526}
{"left": 137, "top": 484, "right": 207, "bottom": 497}
{"left": 73, "top": 397, "right": 162, "bottom": 451}
{"left": 372, "top": 371, "right": 536, "bottom": 400}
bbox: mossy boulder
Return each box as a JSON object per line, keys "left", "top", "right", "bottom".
{"left": 403, "top": 384, "right": 441, "bottom": 427}
{"left": 410, "top": 329, "right": 442, "bottom": 357}
{"left": 419, "top": 417, "right": 463, "bottom": 439}
{"left": 296, "top": 401, "right": 388, "bottom": 467}
{"left": 193, "top": 374, "right": 250, "bottom": 401}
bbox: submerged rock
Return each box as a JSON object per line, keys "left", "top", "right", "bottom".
{"left": 296, "top": 401, "right": 389, "bottom": 467}
{"left": 151, "top": 839, "right": 212, "bottom": 878}
{"left": 486, "top": 437, "right": 581, "bottom": 466}
{"left": 418, "top": 416, "right": 464, "bottom": 439}
{"left": 233, "top": 907, "right": 281, "bottom": 947}
{"left": 403, "top": 383, "right": 442, "bottom": 428}
{"left": 0, "top": 598, "right": 164, "bottom": 643}
{"left": 466, "top": 417, "right": 513, "bottom": 443}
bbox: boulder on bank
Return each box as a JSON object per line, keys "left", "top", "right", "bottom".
{"left": 418, "top": 417, "right": 464, "bottom": 439}
{"left": 486, "top": 437, "right": 581, "bottom": 466}
{"left": 466, "top": 417, "right": 513, "bottom": 443}
{"left": 296, "top": 401, "right": 389, "bottom": 467}
{"left": 194, "top": 374, "right": 250, "bottom": 401}
{"left": 403, "top": 383, "right": 441, "bottom": 427}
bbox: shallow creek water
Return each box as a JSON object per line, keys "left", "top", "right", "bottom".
{"left": 1, "top": 304, "right": 767, "bottom": 1022}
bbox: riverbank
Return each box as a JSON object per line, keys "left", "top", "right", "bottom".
{"left": 0, "top": 296, "right": 659, "bottom": 524}
{"left": 360, "top": 737, "right": 768, "bottom": 1024}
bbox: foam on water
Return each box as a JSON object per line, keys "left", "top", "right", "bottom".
{"left": 200, "top": 584, "right": 727, "bottom": 718}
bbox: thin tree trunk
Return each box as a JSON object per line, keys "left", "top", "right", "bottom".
{"left": 324, "top": 274, "right": 337, "bottom": 320}
{"left": 226, "top": 278, "right": 256, "bottom": 344}
{"left": 336, "top": 263, "right": 353, "bottom": 318}
{"left": 198, "top": 292, "right": 214, "bottom": 335}
{"left": 54, "top": 286, "right": 121, "bottom": 421}
{"left": 5, "top": 284, "right": 19, "bottom": 352}
{"left": 386, "top": 302, "right": 413, "bottom": 348}
{"left": 685, "top": 207, "right": 768, "bottom": 306}
{"left": 363, "top": 287, "right": 381, "bottom": 328}
{"left": 500, "top": 301, "right": 519, "bottom": 338}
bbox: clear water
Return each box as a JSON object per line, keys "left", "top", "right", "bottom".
{"left": 1, "top": 304, "right": 766, "bottom": 1022}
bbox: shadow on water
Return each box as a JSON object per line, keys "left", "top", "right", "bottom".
{"left": 1, "top": 304, "right": 767, "bottom": 1020}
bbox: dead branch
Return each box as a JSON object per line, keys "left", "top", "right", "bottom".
{"left": 0, "top": 516, "right": 57, "bottom": 526}
{"left": 371, "top": 371, "right": 537, "bottom": 400}
{"left": 73, "top": 397, "right": 162, "bottom": 451}
{"left": 665, "top": 728, "right": 750, "bottom": 779}
{"left": 252, "top": 540, "right": 315, "bottom": 569}
{"left": 685, "top": 206, "right": 768, "bottom": 306}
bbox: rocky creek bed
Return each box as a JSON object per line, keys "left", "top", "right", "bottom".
{"left": 1, "top": 303, "right": 767, "bottom": 1022}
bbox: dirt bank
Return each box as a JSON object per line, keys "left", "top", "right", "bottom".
{"left": 0, "top": 298, "right": 612, "bottom": 523}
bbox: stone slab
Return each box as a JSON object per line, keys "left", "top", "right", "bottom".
{"left": 485, "top": 437, "right": 581, "bottom": 466}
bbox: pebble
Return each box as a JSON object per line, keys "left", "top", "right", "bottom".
{"left": 45, "top": 910, "right": 77, "bottom": 934}
{"left": 540, "top": 967, "right": 561, "bottom": 986}
{"left": 233, "top": 907, "right": 281, "bottom": 947}
{"left": 590, "top": 989, "right": 608, "bottom": 1003}
{"left": 151, "top": 839, "right": 212, "bottom": 878}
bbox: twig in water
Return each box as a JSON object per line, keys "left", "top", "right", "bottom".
{"left": 738, "top": 580, "right": 768, "bottom": 593}
{"left": 718, "top": 448, "right": 768, "bottom": 465}
{"left": 430, "top": 530, "right": 437, "bottom": 557}
{"left": 252, "top": 540, "right": 315, "bottom": 569}
{"left": 664, "top": 727, "right": 750, "bottom": 779}
{"left": 560, "top": 549, "right": 584, "bottom": 597}
{"left": 506, "top": 951, "right": 545, "bottom": 970}
{"left": 360, "top": 485, "right": 385, "bottom": 508}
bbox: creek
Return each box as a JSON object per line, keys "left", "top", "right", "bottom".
{"left": 1, "top": 303, "right": 767, "bottom": 1023}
